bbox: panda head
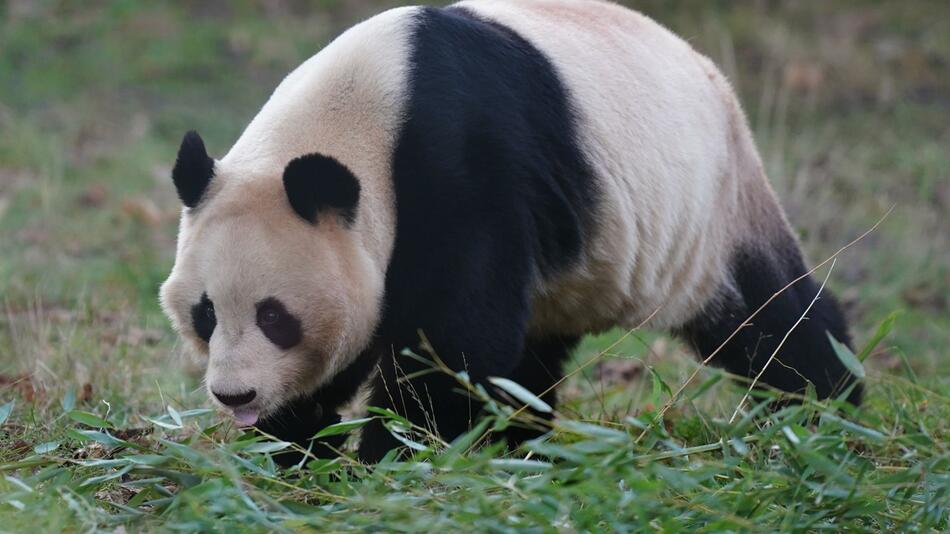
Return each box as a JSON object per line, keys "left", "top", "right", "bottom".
{"left": 159, "top": 131, "right": 383, "bottom": 426}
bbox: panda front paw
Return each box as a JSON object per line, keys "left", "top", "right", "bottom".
{"left": 255, "top": 400, "right": 347, "bottom": 467}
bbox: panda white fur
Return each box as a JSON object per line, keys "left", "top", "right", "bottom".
{"left": 160, "top": 0, "right": 861, "bottom": 463}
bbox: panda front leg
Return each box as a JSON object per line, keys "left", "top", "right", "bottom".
{"left": 357, "top": 335, "right": 580, "bottom": 463}
{"left": 254, "top": 394, "right": 345, "bottom": 467}
{"left": 355, "top": 206, "right": 552, "bottom": 461}
{"left": 358, "top": 341, "right": 490, "bottom": 463}
{"left": 499, "top": 335, "right": 579, "bottom": 447}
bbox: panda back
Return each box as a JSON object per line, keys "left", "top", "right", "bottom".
{"left": 456, "top": 0, "right": 764, "bottom": 335}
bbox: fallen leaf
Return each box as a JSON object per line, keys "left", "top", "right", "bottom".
{"left": 0, "top": 373, "right": 45, "bottom": 402}
{"left": 79, "top": 383, "right": 94, "bottom": 402}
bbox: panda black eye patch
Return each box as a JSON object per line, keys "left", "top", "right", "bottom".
{"left": 256, "top": 298, "right": 302, "bottom": 350}
{"left": 190, "top": 292, "right": 216, "bottom": 343}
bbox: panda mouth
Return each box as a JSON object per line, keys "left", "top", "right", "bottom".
{"left": 232, "top": 407, "right": 260, "bottom": 426}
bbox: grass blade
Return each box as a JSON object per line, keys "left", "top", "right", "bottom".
{"left": 856, "top": 311, "right": 900, "bottom": 362}
{"left": 826, "top": 332, "right": 865, "bottom": 379}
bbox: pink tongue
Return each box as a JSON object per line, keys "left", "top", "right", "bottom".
{"left": 233, "top": 408, "right": 259, "bottom": 427}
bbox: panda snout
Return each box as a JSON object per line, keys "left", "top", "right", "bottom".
{"left": 212, "top": 389, "right": 257, "bottom": 407}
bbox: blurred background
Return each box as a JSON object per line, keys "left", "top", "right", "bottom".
{"left": 1, "top": 1, "right": 947, "bottom": 418}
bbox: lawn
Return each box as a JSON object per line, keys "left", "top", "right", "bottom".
{"left": 1, "top": 1, "right": 947, "bottom": 531}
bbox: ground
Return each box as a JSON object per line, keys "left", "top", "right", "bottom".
{"left": 0, "top": 1, "right": 948, "bottom": 531}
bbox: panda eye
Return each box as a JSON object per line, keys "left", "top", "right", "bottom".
{"left": 260, "top": 308, "right": 280, "bottom": 325}
{"left": 190, "top": 292, "right": 217, "bottom": 343}
{"left": 255, "top": 298, "right": 302, "bottom": 350}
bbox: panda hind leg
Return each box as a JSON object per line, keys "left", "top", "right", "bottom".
{"left": 679, "top": 244, "right": 862, "bottom": 405}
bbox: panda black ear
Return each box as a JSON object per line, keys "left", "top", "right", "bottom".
{"left": 282, "top": 153, "right": 361, "bottom": 226}
{"left": 171, "top": 130, "right": 215, "bottom": 208}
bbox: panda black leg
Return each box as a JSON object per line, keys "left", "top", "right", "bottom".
{"left": 358, "top": 336, "right": 578, "bottom": 462}
{"left": 255, "top": 396, "right": 346, "bottom": 467}
{"left": 498, "top": 335, "right": 579, "bottom": 446}
{"left": 358, "top": 343, "right": 482, "bottom": 463}
{"left": 680, "top": 244, "right": 862, "bottom": 405}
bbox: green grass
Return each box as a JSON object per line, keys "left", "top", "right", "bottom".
{"left": 1, "top": 1, "right": 948, "bottom": 531}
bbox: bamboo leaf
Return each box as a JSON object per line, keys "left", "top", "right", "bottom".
{"left": 387, "top": 423, "right": 430, "bottom": 452}
{"left": 312, "top": 417, "right": 372, "bottom": 439}
{"left": 146, "top": 417, "right": 181, "bottom": 430}
{"left": 71, "top": 429, "right": 126, "bottom": 447}
{"left": 820, "top": 413, "right": 886, "bottom": 443}
{"left": 33, "top": 441, "right": 60, "bottom": 454}
{"left": 80, "top": 465, "right": 134, "bottom": 487}
{"left": 244, "top": 441, "right": 292, "bottom": 454}
{"left": 442, "top": 417, "right": 492, "bottom": 460}
{"left": 68, "top": 410, "right": 113, "bottom": 429}
{"left": 0, "top": 401, "right": 13, "bottom": 426}
{"left": 366, "top": 406, "right": 412, "bottom": 427}
{"left": 167, "top": 405, "right": 182, "bottom": 427}
{"left": 558, "top": 421, "right": 628, "bottom": 442}
{"left": 488, "top": 377, "right": 552, "bottom": 413}
{"left": 489, "top": 458, "right": 552, "bottom": 472}
{"left": 61, "top": 386, "right": 76, "bottom": 413}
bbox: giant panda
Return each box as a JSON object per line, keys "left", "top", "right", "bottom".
{"left": 160, "top": 0, "right": 862, "bottom": 463}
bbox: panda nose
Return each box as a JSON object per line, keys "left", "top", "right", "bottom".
{"left": 213, "top": 389, "right": 256, "bottom": 406}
